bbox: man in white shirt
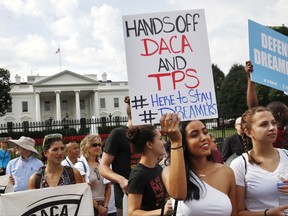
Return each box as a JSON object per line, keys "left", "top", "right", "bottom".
{"left": 61, "top": 141, "right": 80, "bottom": 167}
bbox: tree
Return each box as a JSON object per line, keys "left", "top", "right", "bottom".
{"left": 211, "top": 64, "right": 225, "bottom": 126}
{"left": 255, "top": 84, "right": 288, "bottom": 106}
{"left": 218, "top": 64, "right": 247, "bottom": 119}
{"left": 0, "top": 68, "right": 12, "bottom": 116}
{"left": 212, "top": 64, "right": 225, "bottom": 102}
{"left": 269, "top": 24, "right": 288, "bottom": 36}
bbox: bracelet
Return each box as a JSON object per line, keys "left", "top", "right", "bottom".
{"left": 171, "top": 145, "right": 183, "bottom": 150}
{"left": 264, "top": 209, "right": 269, "bottom": 216}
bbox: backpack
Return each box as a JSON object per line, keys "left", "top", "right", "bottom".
{"left": 35, "top": 166, "right": 75, "bottom": 189}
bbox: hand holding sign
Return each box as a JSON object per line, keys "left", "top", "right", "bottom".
{"left": 160, "top": 113, "right": 181, "bottom": 144}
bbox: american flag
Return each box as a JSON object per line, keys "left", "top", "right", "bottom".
{"left": 55, "top": 47, "right": 60, "bottom": 54}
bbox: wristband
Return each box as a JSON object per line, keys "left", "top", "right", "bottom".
{"left": 170, "top": 145, "right": 183, "bottom": 150}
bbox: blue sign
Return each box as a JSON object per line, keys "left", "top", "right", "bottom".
{"left": 248, "top": 19, "right": 288, "bottom": 92}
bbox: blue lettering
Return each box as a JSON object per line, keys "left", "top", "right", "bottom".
{"left": 150, "top": 94, "right": 176, "bottom": 107}
{"left": 188, "top": 89, "right": 213, "bottom": 104}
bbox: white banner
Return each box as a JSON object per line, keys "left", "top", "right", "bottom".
{"left": 0, "top": 183, "right": 94, "bottom": 216}
{"left": 0, "top": 175, "right": 14, "bottom": 194}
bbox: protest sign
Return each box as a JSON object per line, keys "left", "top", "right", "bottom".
{"left": 0, "top": 175, "right": 14, "bottom": 194}
{"left": 122, "top": 9, "right": 217, "bottom": 125}
{"left": 248, "top": 19, "right": 288, "bottom": 92}
{"left": 0, "top": 183, "right": 93, "bottom": 216}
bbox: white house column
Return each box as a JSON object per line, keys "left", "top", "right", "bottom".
{"left": 75, "top": 90, "right": 81, "bottom": 120}
{"left": 93, "top": 90, "right": 99, "bottom": 118}
{"left": 55, "top": 90, "right": 61, "bottom": 121}
{"left": 35, "top": 91, "right": 41, "bottom": 122}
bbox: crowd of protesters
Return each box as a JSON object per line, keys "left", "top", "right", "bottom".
{"left": 1, "top": 61, "right": 288, "bottom": 216}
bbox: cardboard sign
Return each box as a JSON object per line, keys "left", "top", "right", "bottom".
{"left": 0, "top": 183, "right": 93, "bottom": 216}
{"left": 123, "top": 9, "right": 218, "bottom": 125}
{"left": 248, "top": 19, "right": 288, "bottom": 92}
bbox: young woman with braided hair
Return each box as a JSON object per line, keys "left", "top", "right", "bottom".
{"left": 230, "top": 106, "right": 288, "bottom": 216}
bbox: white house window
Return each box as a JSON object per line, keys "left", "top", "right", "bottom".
{"left": 114, "top": 97, "right": 119, "bottom": 108}
{"left": 22, "top": 101, "right": 28, "bottom": 112}
{"left": 7, "top": 103, "right": 12, "bottom": 112}
{"left": 62, "top": 100, "right": 68, "bottom": 111}
{"left": 44, "top": 101, "right": 50, "bottom": 111}
{"left": 80, "top": 99, "right": 85, "bottom": 110}
{"left": 7, "top": 122, "right": 13, "bottom": 133}
{"left": 100, "top": 98, "right": 106, "bottom": 108}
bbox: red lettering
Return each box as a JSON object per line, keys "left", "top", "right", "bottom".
{"left": 170, "top": 35, "right": 181, "bottom": 54}
{"left": 182, "top": 35, "right": 193, "bottom": 52}
{"left": 171, "top": 70, "right": 185, "bottom": 89}
{"left": 185, "top": 68, "right": 199, "bottom": 88}
{"left": 141, "top": 38, "right": 158, "bottom": 56}
{"left": 148, "top": 68, "right": 199, "bottom": 91}
{"left": 141, "top": 35, "right": 193, "bottom": 56}
{"left": 159, "top": 38, "right": 171, "bottom": 55}
{"left": 148, "top": 73, "right": 171, "bottom": 91}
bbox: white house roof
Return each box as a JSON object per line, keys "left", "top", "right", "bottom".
{"left": 33, "top": 70, "right": 98, "bottom": 86}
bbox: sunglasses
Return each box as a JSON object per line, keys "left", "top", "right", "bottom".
{"left": 44, "top": 133, "right": 63, "bottom": 139}
{"left": 43, "top": 133, "right": 63, "bottom": 146}
{"left": 91, "top": 143, "right": 101, "bottom": 148}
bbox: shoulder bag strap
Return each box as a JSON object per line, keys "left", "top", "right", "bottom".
{"left": 65, "top": 158, "right": 72, "bottom": 167}
{"left": 173, "top": 200, "right": 178, "bottom": 216}
{"left": 64, "top": 166, "right": 76, "bottom": 184}
{"left": 241, "top": 154, "right": 247, "bottom": 175}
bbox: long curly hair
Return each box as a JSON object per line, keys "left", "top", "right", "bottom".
{"left": 80, "top": 134, "right": 101, "bottom": 162}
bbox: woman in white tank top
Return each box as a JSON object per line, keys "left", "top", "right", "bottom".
{"left": 163, "top": 120, "right": 237, "bottom": 216}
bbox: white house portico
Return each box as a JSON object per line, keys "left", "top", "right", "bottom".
{"left": 1, "top": 70, "right": 129, "bottom": 124}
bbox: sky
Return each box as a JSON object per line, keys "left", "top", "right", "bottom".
{"left": 0, "top": 0, "right": 287, "bottom": 82}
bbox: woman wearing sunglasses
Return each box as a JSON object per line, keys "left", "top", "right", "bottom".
{"left": 75, "top": 134, "right": 111, "bottom": 216}
{"left": 28, "top": 133, "right": 83, "bottom": 189}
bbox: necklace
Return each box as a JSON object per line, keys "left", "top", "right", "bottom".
{"left": 199, "top": 174, "right": 206, "bottom": 177}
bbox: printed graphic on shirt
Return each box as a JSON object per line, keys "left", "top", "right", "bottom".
{"left": 150, "top": 176, "right": 165, "bottom": 206}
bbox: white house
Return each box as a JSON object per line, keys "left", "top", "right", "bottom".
{"left": 0, "top": 70, "right": 129, "bottom": 125}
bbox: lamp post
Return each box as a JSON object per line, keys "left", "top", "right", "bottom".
{"left": 108, "top": 113, "right": 112, "bottom": 126}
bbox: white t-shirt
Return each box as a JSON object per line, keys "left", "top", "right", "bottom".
{"left": 75, "top": 155, "right": 90, "bottom": 183}
{"left": 61, "top": 156, "right": 76, "bottom": 167}
{"left": 230, "top": 148, "right": 288, "bottom": 211}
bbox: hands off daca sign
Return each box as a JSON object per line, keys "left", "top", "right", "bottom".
{"left": 248, "top": 19, "right": 288, "bottom": 92}
{"left": 122, "top": 9, "right": 218, "bottom": 125}
{"left": 0, "top": 183, "right": 93, "bottom": 216}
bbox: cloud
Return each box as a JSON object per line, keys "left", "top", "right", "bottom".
{"left": 0, "top": 0, "right": 287, "bottom": 82}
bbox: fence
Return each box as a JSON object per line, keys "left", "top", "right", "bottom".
{"left": 0, "top": 117, "right": 236, "bottom": 158}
